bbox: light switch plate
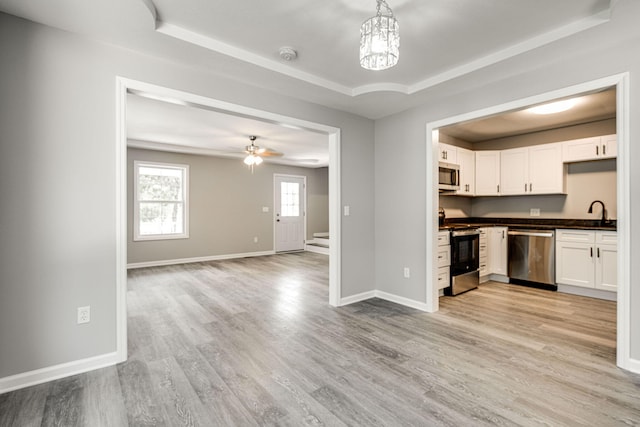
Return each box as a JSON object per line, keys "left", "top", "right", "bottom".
{"left": 262, "top": 206, "right": 269, "bottom": 213}
{"left": 344, "top": 205, "right": 350, "bottom": 216}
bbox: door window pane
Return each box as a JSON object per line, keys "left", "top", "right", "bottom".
{"left": 280, "top": 182, "right": 300, "bottom": 217}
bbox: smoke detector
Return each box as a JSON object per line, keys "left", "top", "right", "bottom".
{"left": 279, "top": 47, "right": 298, "bottom": 61}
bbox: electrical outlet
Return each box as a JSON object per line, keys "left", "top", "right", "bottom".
{"left": 77, "top": 306, "right": 90, "bottom": 324}
{"left": 344, "top": 205, "right": 350, "bottom": 216}
{"left": 262, "top": 206, "right": 269, "bottom": 213}
{"left": 403, "top": 267, "right": 410, "bottom": 278}
{"left": 253, "top": 236, "right": 259, "bottom": 243}
{"left": 530, "top": 208, "right": 541, "bottom": 217}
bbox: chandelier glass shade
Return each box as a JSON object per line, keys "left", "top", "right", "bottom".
{"left": 360, "top": 0, "right": 399, "bottom": 71}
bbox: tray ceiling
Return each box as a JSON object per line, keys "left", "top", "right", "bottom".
{"left": 0, "top": 0, "right": 614, "bottom": 118}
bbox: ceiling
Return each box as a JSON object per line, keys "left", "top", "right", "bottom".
{"left": 0, "top": 0, "right": 614, "bottom": 119}
{"left": 127, "top": 92, "right": 330, "bottom": 167}
{"left": 0, "top": 0, "right": 616, "bottom": 163}
{"left": 442, "top": 88, "right": 617, "bottom": 142}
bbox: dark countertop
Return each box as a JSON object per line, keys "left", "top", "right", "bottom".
{"left": 440, "top": 217, "right": 617, "bottom": 231}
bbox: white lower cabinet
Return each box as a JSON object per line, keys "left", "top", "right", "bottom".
{"left": 479, "top": 228, "right": 489, "bottom": 278}
{"left": 489, "top": 227, "right": 508, "bottom": 276}
{"left": 555, "top": 229, "right": 617, "bottom": 292}
{"left": 479, "top": 226, "right": 508, "bottom": 282}
{"left": 437, "top": 231, "right": 451, "bottom": 290}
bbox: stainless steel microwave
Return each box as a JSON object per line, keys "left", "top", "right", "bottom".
{"left": 439, "top": 162, "right": 460, "bottom": 191}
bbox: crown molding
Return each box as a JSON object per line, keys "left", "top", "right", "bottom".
{"left": 150, "top": 6, "right": 612, "bottom": 98}
{"left": 155, "top": 22, "right": 354, "bottom": 96}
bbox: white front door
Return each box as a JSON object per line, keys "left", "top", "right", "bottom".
{"left": 274, "top": 175, "right": 306, "bottom": 252}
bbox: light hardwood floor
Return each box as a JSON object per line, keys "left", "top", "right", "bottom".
{"left": 1, "top": 252, "right": 639, "bottom": 426}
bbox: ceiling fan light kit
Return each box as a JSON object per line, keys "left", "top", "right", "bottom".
{"left": 243, "top": 154, "right": 263, "bottom": 166}
{"left": 360, "top": 0, "right": 400, "bottom": 71}
{"left": 242, "top": 135, "right": 284, "bottom": 171}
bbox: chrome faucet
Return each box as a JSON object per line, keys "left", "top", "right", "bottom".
{"left": 588, "top": 200, "right": 609, "bottom": 226}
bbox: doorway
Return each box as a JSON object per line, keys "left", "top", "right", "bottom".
{"left": 274, "top": 174, "right": 306, "bottom": 252}
{"left": 115, "top": 78, "right": 342, "bottom": 365}
{"left": 425, "top": 73, "right": 632, "bottom": 371}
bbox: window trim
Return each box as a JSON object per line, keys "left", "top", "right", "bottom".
{"left": 133, "top": 160, "right": 189, "bottom": 241}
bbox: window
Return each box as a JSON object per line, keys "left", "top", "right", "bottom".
{"left": 280, "top": 181, "right": 300, "bottom": 217}
{"left": 134, "top": 161, "right": 189, "bottom": 241}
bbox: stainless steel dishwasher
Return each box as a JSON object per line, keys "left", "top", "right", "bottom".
{"left": 507, "top": 229, "right": 555, "bottom": 285}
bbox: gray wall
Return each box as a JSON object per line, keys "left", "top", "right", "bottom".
{"left": 127, "top": 148, "right": 329, "bottom": 264}
{"left": 471, "top": 160, "right": 616, "bottom": 219}
{"left": 375, "top": 1, "right": 640, "bottom": 357}
{"left": 440, "top": 119, "right": 617, "bottom": 219}
{"left": 0, "top": 12, "right": 374, "bottom": 379}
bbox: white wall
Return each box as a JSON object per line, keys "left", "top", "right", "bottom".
{"left": 127, "top": 148, "right": 329, "bottom": 264}
{"left": 375, "top": 1, "right": 640, "bottom": 358}
{"left": 0, "top": 12, "right": 374, "bottom": 380}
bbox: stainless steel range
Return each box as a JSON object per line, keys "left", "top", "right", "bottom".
{"left": 444, "top": 226, "right": 480, "bottom": 296}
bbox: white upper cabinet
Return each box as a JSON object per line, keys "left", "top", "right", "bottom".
{"left": 456, "top": 147, "right": 475, "bottom": 196}
{"left": 475, "top": 151, "right": 501, "bottom": 196}
{"left": 562, "top": 134, "right": 617, "bottom": 162}
{"left": 438, "top": 143, "right": 458, "bottom": 163}
{"left": 500, "top": 147, "right": 528, "bottom": 195}
{"left": 500, "top": 143, "right": 564, "bottom": 195}
{"left": 600, "top": 134, "right": 617, "bottom": 159}
{"left": 528, "top": 143, "right": 565, "bottom": 194}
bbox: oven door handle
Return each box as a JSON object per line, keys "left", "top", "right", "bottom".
{"left": 451, "top": 229, "right": 480, "bottom": 237}
{"left": 507, "top": 230, "right": 554, "bottom": 238}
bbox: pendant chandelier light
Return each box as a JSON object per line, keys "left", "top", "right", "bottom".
{"left": 360, "top": 0, "right": 400, "bottom": 71}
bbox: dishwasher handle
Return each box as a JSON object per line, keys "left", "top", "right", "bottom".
{"left": 507, "top": 230, "right": 554, "bottom": 238}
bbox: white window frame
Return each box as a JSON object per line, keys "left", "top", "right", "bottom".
{"left": 133, "top": 160, "right": 189, "bottom": 241}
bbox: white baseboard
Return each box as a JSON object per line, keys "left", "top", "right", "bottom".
{"left": 305, "top": 244, "right": 329, "bottom": 255}
{"left": 127, "top": 250, "right": 276, "bottom": 269}
{"left": 0, "top": 351, "right": 119, "bottom": 395}
{"left": 339, "top": 289, "right": 430, "bottom": 312}
{"left": 374, "top": 290, "right": 430, "bottom": 312}
{"left": 339, "top": 290, "right": 376, "bottom": 306}
{"left": 623, "top": 357, "right": 640, "bottom": 374}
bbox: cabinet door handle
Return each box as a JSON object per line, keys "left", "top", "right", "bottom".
{"left": 529, "top": 183, "right": 532, "bottom": 192}
{"left": 525, "top": 183, "right": 527, "bottom": 192}
{"left": 597, "top": 247, "right": 600, "bottom": 258}
{"left": 502, "top": 230, "right": 505, "bottom": 239}
{"left": 603, "top": 145, "right": 606, "bottom": 155}
{"left": 596, "top": 145, "right": 599, "bottom": 156}
{"left": 590, "top": 247, "right": 593, "bottom": 258}
{"left": 497, "top": 184, "right": 500, "bottom": 193}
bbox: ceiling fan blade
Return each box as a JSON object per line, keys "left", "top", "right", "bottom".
{"left": 259, "top": 151, "right": 284, "bottom": 157}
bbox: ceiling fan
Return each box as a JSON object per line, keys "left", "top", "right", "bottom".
{"left": 243, "top": 135, "right": 283, "bottom": 166}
